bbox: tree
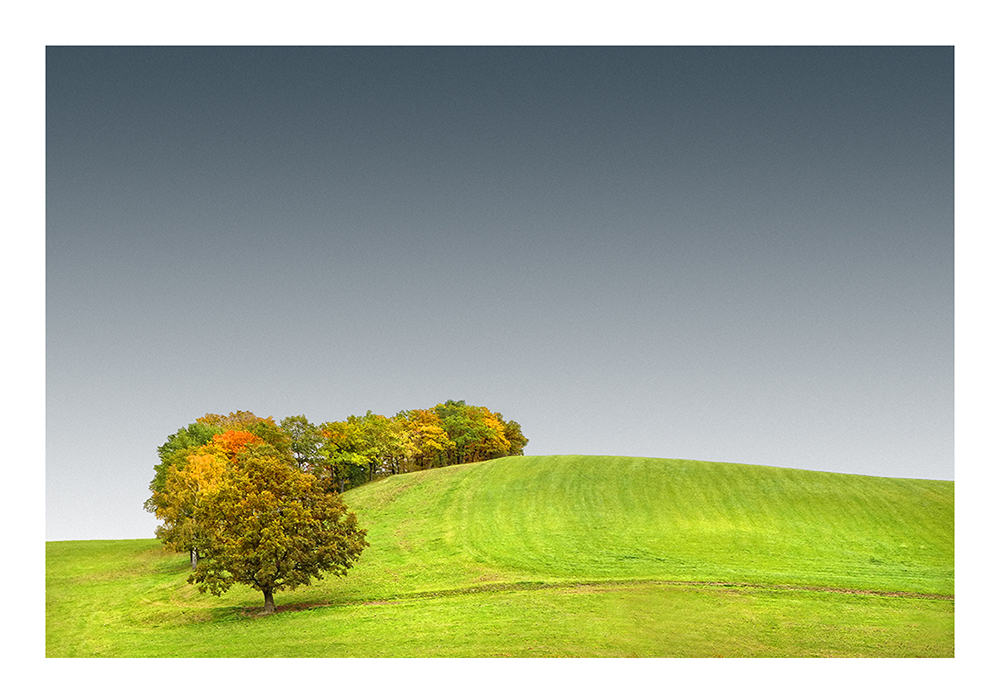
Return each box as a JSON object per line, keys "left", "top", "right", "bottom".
{"left": 318, "top": 419, "right": 370, "bottom": 493}
{"left": 189, "top": 443, "right": 368, "bottom": 614}
{"left": 145, "top": 421, "right": 223, "bottom": 503}
{"left": 147, "top": 403, "right": 524, "bottom": 613}
{"left": 433, "top": 400, "right": 513, "bottom": 464}
{"left": 147, "top": 427, "right": 269, "bottom": 569}
{"left": 197, "top": 410, "right": 293, "bottom": 456}
{"left": 463, "top": 406, "right": 511, "bottom": 463}
{"left": 433, "top": 400, "right": 478, "bottom": 464}
{"left": 354, "top": 411, "right": 398, "bottom": 480}
{"left": 280, "top": 415, "right": 327, "bottom": 473}
{"left": 145, "top": 421, "right": 225, "bottom": 568}
{"left": 396, "top": 408, "right": 455, "bottom": 471}
{"left": 149, "top": 444, "right": 229, "bottom": 569}
{"left": 498, "top": 415, "right": 529, "bottom": 456}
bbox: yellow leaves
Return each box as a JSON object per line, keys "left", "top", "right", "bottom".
{"left": 185, "top": 449, "right": 227, "bottom": 487}
{"left": 151, "top": 444, "right": 230, "bottom": 553}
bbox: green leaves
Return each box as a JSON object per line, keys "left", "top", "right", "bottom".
{"left": 433, "top": 401, "right": 515, "bottom": 464}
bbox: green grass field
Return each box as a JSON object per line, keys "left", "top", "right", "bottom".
{"left": 46, "top": 455, "right": 953, "bottom": 657}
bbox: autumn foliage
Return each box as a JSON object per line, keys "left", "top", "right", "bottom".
{"left": 312, "top": 400, "right": 529, "bottom": 492}
{"left": 190, "top": 443, "right": 368, "bottom": 614}
{"left": 145, "top": 402, "right": 526, "bottom": 613}
{"left": 211, "top": 430, "right": 262, "bottom": 460}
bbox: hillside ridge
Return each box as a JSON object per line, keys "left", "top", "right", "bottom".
{"left": 342, "top": 454, "right": 954, "bottom": 597}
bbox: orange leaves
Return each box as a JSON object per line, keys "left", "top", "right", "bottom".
{"left": 212, "top": 430, "right": 264, "bottom": 461}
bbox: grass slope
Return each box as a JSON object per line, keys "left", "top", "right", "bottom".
{"left": 46, "top": 455, "right": 953, "bottom": 657}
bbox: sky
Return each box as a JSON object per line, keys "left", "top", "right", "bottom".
{"left": 45, "top": 46, "right": 954, "bottom": 541}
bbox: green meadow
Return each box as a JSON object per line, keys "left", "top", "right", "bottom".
{"left": 46, "top": 455, "right": 953, "bottom": 657}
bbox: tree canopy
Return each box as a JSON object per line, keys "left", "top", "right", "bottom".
{"left": 189, "top": 443, "right": 368, "bottom": 614}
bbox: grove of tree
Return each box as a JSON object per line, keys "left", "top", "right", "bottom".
{"left": 145, "top": 401, "right": 527, "bottom": 613}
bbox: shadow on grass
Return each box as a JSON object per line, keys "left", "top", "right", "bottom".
{"left": 209, "top": 578, "right": 955, "bottom": 620}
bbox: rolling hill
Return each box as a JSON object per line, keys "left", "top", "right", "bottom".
{"left": 46, "top": 455, "right": 953, "bottom": 657}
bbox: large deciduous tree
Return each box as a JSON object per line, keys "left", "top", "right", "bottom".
{"left": 189, "top": 442, "right": 368, "bottom": 614}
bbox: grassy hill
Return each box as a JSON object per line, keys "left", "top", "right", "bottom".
{"left": 46, "top": 455, "right": 953, "bottom": 657}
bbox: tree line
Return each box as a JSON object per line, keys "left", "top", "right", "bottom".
{"left": 143, "top": 401, "right": 527, "bottom": 613}
{"left": 290, "top": 399, "right": 528, "bottom": 492}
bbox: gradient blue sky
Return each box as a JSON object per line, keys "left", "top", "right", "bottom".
{"left": 46, "top": 46, "right": 954, "bottom": 541}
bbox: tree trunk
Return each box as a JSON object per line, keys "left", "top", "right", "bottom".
{"left": 263, "top": 588, "right": 276, "bottom": 614}
{"left": 190, "top": 549, "right": 199, "bottom": 570}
